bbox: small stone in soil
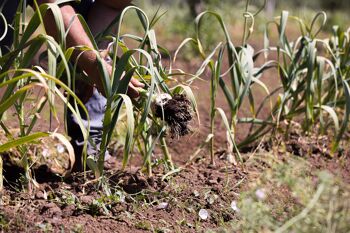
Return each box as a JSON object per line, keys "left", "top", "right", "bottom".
{"left": 198, "top": 209, "right": 209, "bottom": 220}
{"left": 208, "top": 179, "right": 218, "bottom": 185}
{"left": 155, "top": 202, "right": 169, "bottom": 210}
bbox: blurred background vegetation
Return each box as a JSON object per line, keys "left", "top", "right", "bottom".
{"left": 138, "top": 0, "right": 350, "bottom": 18}
{"left": 131, "top": 0, "right": 350, "bottom": 48}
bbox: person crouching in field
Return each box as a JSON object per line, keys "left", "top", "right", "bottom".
{"left": 0, "top": 0, "right": 144, "bottom": 171}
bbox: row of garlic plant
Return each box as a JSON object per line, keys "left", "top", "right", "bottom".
{"left": 182, "top": 0, "right": 350, "bottom": 164}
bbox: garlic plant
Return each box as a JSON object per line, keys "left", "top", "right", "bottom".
{"left": 88, "top": 6, "right": 198, "bottom": 177}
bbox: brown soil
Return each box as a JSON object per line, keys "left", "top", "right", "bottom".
{"left": 1, "top": 141, "right": 349, "bottom": 232}
{"left": 1, "top": 156, "right": 244, "bottom": 232}
{"left": 1, "top": 58, "right": 350, "bottom": 233}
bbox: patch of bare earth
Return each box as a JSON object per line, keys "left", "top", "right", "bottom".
{"left": 1, "top": 58, "right": 350, "bottom": 232}
{"left": 1, "top": 155, "right": 245, "bottom": 232}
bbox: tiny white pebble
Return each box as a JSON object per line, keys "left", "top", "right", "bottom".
{"left": 230, "top": 201, "right": 240, "bottom": 212}
{"left": 198, "top": 209, "right": 209, "bottom": 220}
{"left": 120, "top": 195, "right": 125, "bottom": 203}
{"left": 56, "top": 144, "right": 65, "bottom": 154}
{"left": 156, "top": 202, "right": 169, "bottom": 210}
{"left": 255, "top": 189, "right": 266, "bottom": 200}
{"left": 42, "top": 148, "right": 49, "bottom": 157}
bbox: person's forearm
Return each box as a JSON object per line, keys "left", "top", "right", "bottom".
{"left": 56, "top": 5, "right": 98, "bottom": 78}
{"left": 37, "top": 0, "right": 103, "bottom": 92}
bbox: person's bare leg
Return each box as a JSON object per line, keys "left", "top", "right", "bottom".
{"left": 87, "top": 2, "right": 120, "bottom": 49}
{"left": 87, "top": 2, "right": 144, "bottom": 94}
{"left": 69, "top": 2, "right": 122, "bottom": 170}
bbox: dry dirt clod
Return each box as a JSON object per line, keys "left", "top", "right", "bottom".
{"left": 35, "top": 191, "right": 46, "bottom": 199}
{"left": 80, "top": 195, "right": 95, "bottom": 206}
{"left": 41, "top": 202, "right": 62, "bottom": 218}
{"left": 147, "top": 176, "right": 156, "bottom": 188}
{"left": 62, "top": 204, "right": 76, "bottom": 217}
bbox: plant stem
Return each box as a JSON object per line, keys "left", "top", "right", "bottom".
{"left": 242, "top": 0, "right": 251, "bottom": 45}
{"left": 160, "top": 136, "right": 174, "bottom": 170}
{"left": 0, "top": 156, "right": 3, "bottom": 193}
{"left": 147, "top": 156, "right": 152, "bottom": 177}
{"left": 137, "top": 138, "right": 152, "bottom": 176}
{"left": 209, "top": 66, "right": 217, "bottom": 166}
{"left": 210, "top": 114, "right": 215, "bottom": 165}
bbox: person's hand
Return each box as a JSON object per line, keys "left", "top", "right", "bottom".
{"left": 100, "top": 52, "right": 145, "bottom": 98}
{"left": 127, "top": 77, "right": 144, "bottom": 98}
{"left": 80, "top": 51, "right": 145, "bottom": 100}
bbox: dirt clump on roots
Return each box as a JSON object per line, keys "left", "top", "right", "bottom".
{"left": 154, "top": 94, "right": 193, "bottom": 137}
